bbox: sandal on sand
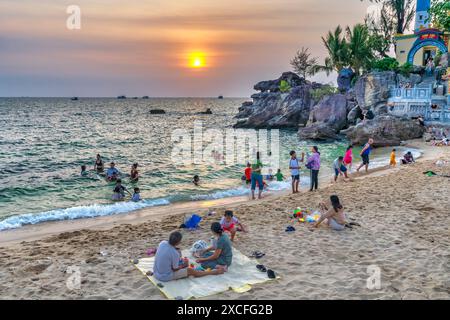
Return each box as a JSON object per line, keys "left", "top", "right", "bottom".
{"left": 267, "top": 269, "right": 276, "bottom": 279}
{"left": 256, "top": 264, "right": 267, "bottom": 272}
{"left": 285, "top": 225, "right": 296, "bottom": 232}
{"left": 348, "top": 222, "right": 361, "bottom": 227}
{"left": 250, "top": 251, "right": 265, "bottom": 259}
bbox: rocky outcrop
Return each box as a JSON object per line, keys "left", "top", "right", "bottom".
{"left": 234, "top": 72, "right": 314, "bottom": 128}
{"left": 354, "top": 71, "right": 396, "bottom": 112}
{"left": 298, "top": 93, "right": 349, "bottom": 140}
{"left": 342, "top": 115, "right": 426, "bottom": 147}
{"left": 298, "top": 123, "right": 341, "bottom": 141}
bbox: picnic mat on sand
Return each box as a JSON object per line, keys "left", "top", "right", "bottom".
{"left": 133, "top": 248, "right": 278, "bottom": 300}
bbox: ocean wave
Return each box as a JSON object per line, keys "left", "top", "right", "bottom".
{"left": 0, "top": 198, "right": 170, "bottom": 231}
{"left": 189, "top": 180, "right": 292, "bottom": 201}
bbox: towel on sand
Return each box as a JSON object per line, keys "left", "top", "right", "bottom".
{"left": 133, "top": 248, "right": 277, "bottom": 300}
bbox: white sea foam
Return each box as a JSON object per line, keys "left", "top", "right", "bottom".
{"left": 0, "top": 198, "right": 170, "bottom": 231}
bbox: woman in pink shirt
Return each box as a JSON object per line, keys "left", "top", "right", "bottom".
{"left": 343, "top": 145, "right": 353, "bottom": 171}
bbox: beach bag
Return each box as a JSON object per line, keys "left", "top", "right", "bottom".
{"left": 190, "top": 240, "right": 208, "bottom": 254}
{"left": 305, "top": 160, "right": 313, "bottom": 170}
{"left": 184, "top": 214, "right": 202, "bottom": 229}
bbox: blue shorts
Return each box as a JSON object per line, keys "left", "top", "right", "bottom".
{"left": 291, "top": 174, "right": 300, "bottom": 181}
{"left": 251, "top": 173, "right": 264, "bottom": 191}
{"left": 334, "top": 165, "right": 347, "bottom": 176}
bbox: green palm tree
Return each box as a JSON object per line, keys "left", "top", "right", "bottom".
{"left": 345, "top": 24, "right": 374, "bottom": 75}
{"left": 320, "top": 26, "right": 350, "bottom": 73}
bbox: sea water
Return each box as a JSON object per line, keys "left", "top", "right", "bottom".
{"left": 0, "top": 98, "right": 419, "bottom": 230}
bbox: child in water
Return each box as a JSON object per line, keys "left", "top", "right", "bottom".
{"left": 244, "top": 163, "right": 252, "bottom": 184}
{"left": 131, "top": 187, "right": 141, "bottom": 202}
{"left": 80, "top": 165, "right": 88, "bottom": 176}
{"left": 274, "top": 169, "right": 284, "bottom": 181}
{"left": 112, "top": 179, "right": 131, "bottom": 201}
{"left": 220, "top": 210, "right": 246, "bottom": 241}
{"left": 390, "top": 149, "right": 397, "bottom": 167}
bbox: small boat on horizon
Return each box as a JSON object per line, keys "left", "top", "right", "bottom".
{"left": 71, "top": 97, "right": 78, "bottom": 101}
{"left": 117, "top": 95, "right": 126, "bottom": 99}
{"left": 218, "top": 95, "right": 224, "bottom": 99}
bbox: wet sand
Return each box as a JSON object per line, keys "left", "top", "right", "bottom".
{"left": 0, "top": 140, "right": 449, "bottom": 299}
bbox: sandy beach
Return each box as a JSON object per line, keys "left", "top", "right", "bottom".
{"left": 0, "top": 140, "right": 449, "bottom": 300}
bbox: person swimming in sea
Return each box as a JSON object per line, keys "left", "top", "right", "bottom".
{"left": 94, "top": 154, "right": 104, "bottom": 172}
{"left": 106, "top": 162, "right": 120, "bottom": 181}
{"left": 112, "top": 179, "right": 131, "bottom": 201}
{"left": 80, "top": 165, "right": 88, "bottom": 176}
{"left": 130, "top": 163, "right": 139, "bottom": 182}
{"left": 193, "top": 175, "right": 200, "bottom": 186}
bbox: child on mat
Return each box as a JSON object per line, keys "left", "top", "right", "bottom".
{"left": 220, "top": 210, "right": 246, "bottom": 241}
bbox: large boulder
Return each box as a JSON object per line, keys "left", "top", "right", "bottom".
{"left": 307, "top": 94, "right": 348, "bottom": 131}
{"left": 298, "top": 123, "right": 341, "bottom": 141}
{"left": 341, "top": 115, "right": 426, "bottom": 147}
{"left": 337, "top": 68, "right": 355, "bottom": 93}
{"left": 234, "top": 73, "right": 313, "bottom": 128}
{"left": 354, "top": 71, "right": 396, "bottom": 112}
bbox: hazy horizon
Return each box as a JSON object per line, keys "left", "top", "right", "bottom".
{"left": 1, "top": 0, "right": 374, "bottom": 98}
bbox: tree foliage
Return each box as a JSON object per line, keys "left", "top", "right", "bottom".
{"left": 320, "top": 24, "right": 375, "bottom": 76}
{"left": 290, "top": 47, "right": 319, "bottom": 79}
{"left": 364, "top": 0, "right": 416, "bottom": 34}
{"left": 428, "top": 0, "right": 450, "bottom": 30}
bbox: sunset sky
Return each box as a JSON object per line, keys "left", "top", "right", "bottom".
{"left": 0, "top": 0, "right": 373, "bottom": 97}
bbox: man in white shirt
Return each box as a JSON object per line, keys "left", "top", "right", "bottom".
{"left": 289, "top": 150, "right": 304, "bottom": 193}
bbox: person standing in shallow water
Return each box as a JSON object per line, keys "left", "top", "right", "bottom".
{"left": 130, "top": 163, "right": 139, "bottom": 182}
{"left": 94, "top": 154, "right": 104, "bottom": 172}
{"left": 250, "top": 152, "right": 263, "bottom": 200}
{"left": 306, "top": 146, "right": 320, "bottom": 192}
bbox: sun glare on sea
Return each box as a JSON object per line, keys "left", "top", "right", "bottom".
{"left": 188, "top": 52, "right": 206, "bottom": 69}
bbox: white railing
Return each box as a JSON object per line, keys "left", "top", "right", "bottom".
{"left": 389, "top": 87, "right": 432, "bottom": 100}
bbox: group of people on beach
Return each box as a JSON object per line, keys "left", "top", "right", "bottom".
{"left": 80, "top": 154, "right": 141, "bottom": 202}
{"left": 152, "top": 209, "right": 247, "bottom": 282}
{"left": 152, "top": 190, "right": 348, "bottom": 284}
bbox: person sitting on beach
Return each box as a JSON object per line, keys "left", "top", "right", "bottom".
{"left": 94, "top": 154, "right": 104, "bottom": 172}
{"left": 195, "top": 222, "right": 232, "bottom": 271}
{"left": 356, "top": 138, "right": 374, "bottom": 173}
{"left": 112, "top": 179, "right": 131, "bottom": 201}
{"left": 274, "top": 169, "right": 284, "bottom": 182}
{"left": 106, "top": 162, "right": 120, "bottom": 181}
{"left": 80, "top": 165, "right": 88, "bottom": 176}
{"left": 312, "top": 195, "right": 347, "bottom": 231}
{"left": 343, "top": 145, "right": 353, "bottom": 171}
{"left": 289, "top": 150, "right": 304, "bottom": 194}
{"left": 333, "top": 156, "right": 349, "bottom": 182}
{"left": 244, "top": 162, "right": 252, "bottom": 185}
{"left": 220, "top": 210, "right": 246, "bottom": 241}
{"left": 131, "top": 187, "right": 141, "bottom": 202}
{"left": 401, "top": 151, "right": 415, "bottom": 165}
{"left": 130, "top": 163, "right": 139, "bottom": 182}
{"left": 153, "top": 231, "right": 224, "bottom": 282}
{"left": 193, "top": 175, "right": 200, "bottom": 186}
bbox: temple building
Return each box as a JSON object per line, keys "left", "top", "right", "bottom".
{"left": 395, "top": 0, "right": 449, "bottom": 66}
{"left": 388, "top": 0, "right": 450, "bottom": 123}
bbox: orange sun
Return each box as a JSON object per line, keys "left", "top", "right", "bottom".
{"left": 188, "top": 52, "right": 206, "bottom": 68}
